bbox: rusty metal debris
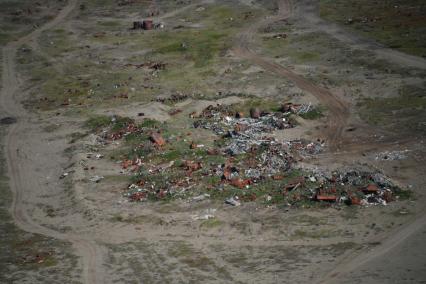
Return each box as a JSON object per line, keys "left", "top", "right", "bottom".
{"left": 375, "top": 150, "right": 409, "bottom": 161}
{"left": 91, "top": 106, "right": 405, "bottom": 208}
{"left": 150, "top": 132, "right": 166, "bottom": 146}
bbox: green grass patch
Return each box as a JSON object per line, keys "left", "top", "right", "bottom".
{"left": 85, "top": 115, "right": 112, "bottom": 131}
{"left": 299, "top": 107, "right": 324, "bottom": 120}
{"left": 200, "top": 218, "right": 224, "bottom": 229}
{"left": 358, "top": 84, "right": 426, "bottom": 134}
{"left": 320, "top": 0, "right": 426, "bottom": 57}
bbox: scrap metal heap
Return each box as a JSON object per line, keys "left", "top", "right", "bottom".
{"left": 92, "top": 103, "right": 409, "bottom": 208}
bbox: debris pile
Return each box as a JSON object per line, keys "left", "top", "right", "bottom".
{"left": 375, "top": 150, "right": 409, "bottom": 161}
{"left": 88, "top": 104, "right": 406, "bottom": 208}
{"left": 193, "top": 104, "right": 322, "bottom": 158}
{"left": 308, "top": 171, "right": 399, "bottom": 206}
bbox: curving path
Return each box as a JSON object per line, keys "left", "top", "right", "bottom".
{"left": 0, "top": 1, "right": 104, "bottom": 283}
{"left": 233, "top": 0, "right": 426, "bottom": 283}
{"left": 233, "top": 0, "right": 350, "bottom": 151}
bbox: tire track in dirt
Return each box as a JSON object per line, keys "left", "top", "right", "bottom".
{"left": 317, "top": 205, "right": 426, "bottom": 284}
{"left": 233, "top": 0, "right": 349, "bottom": 151}
{"left": 0, "top": 1, "right": 104, "bottom": 283}
{"left": 234, "top": 1, "right": 426, "bottom": 283}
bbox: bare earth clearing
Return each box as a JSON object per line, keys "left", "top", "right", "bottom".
{"left": 1, "top": 0, "right": 425, "bottom": 283}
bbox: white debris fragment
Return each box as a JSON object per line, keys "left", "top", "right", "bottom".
{"left": 191, "top": 193, "right": 210, "bottom": 202}
{"left": 89, "top": 175, "right": 104, "bottom": 183}
{"left": 225, "top": 196, "right": 241, "bottom": 206}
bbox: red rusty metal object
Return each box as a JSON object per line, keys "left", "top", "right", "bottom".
{"left": 283, "top": 176, "right": 305, "bottom": 191}
{"left": 363, "top": 184, "right": 379, "bottom": 193}
{"left": 130, "top": 191, "right": 147, "bottom": 201}
{"left": 182, "top": 160, "right": 202, "bottom": 172}
{"left": 349, "top": 196, "right": 361, "bottom": 205}
{"left": 121, "top": 159, "right": 133, "bottom": 169}
{"left": 222, "top": 166, "right": 232, "bottom": 180}
{"left": 383, "top": 191, "right": 393, "bottom": 203}
{"left": 316, "top": 195, "right": 337, "bottom": 202}
{"left": 143, "top": 20, "right": 153, "bottom": 30}
{"left": 150, "top": 132, "right": 165, "bottom": 146}
{"left": 272, "top": 175, "right": 284, "bottom": 180}
{"left": 229, "top": 178, "right": 252, "bottom": 189}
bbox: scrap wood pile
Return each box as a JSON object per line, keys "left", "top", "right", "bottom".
{"left": 90, "top": 103, "right": 408, "bottom": 207}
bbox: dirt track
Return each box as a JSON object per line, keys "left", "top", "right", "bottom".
{"left": 233, "top": 0, "right": 350, "bottom": 151}
{"left": 233, "top": 0, "right": 426, "bottom": 282}
{"left": 1, "top": 0, "right": 425, "bottom": 282}
{"left": 0, "top": 1, "right": 104, "bottom": 283}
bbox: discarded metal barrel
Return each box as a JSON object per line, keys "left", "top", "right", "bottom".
{"left": 143, "top": 20, "right": 153, "bottom": 30}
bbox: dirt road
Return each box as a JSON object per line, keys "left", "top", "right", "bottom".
{"left": 318, "top": 209, "right": 426, "bottom": 283}
{"left": 233, "top": 0, "right": 349, "bottom": 151}
{"left": 1, "top": 0, "right": 425, "bottom": 282}
{"left": 234, "top": 0, "right": 426, "bottom": 282}
{"left": 0, "top": 1, "right": 104, "bottom": 283}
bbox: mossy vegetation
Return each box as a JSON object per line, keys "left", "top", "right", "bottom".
{"left": 320, "top": 0, "right": 426, "bottom": 57}
{"left": 358, "top": 84, "right": 426, "bottom": 135}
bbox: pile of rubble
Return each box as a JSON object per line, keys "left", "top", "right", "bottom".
{"left": 193, "top": 104, "right": 322, "bottom": 157}
{"left": 307, "top": 171, "right": 399, "bottom": 206}
{"left": 91, "top": 104, "right": 407, "bottom": 208}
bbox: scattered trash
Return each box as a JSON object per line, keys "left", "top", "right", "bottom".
{"left": 375, "top": 150, "right": 409, "bottom": 161}
{"left": 191, "top": 208, "right": 216, "bottom": 220}
{"left": 150, "top": 132, "right": 166, "bottom": 146}
{"left": 225, "top": 196, "right": 241, "bottom": 206}
{"left": 182, "top": 160, "right": 202, "bottom": 173}
{"left": 192, "top": 193, "right": 210, "bottom": 202}
{"left": 132, "top": 20, "right": 153, "bottom": 30}
{"left": 272, "top": 33, "right": 287, "bottom": 39}
{"left": 21, "top": 251, "right": 53, "bottom": 264}
{"left": 89, "top": 104, "right": 405, "bottom": 209}
{"left": 229, "top": 178, "right": 252, "bottom": 189}
{"left": 89, "top": 175, "right": 104, "bottom": 183}
{"left": 59, "top": 172, "right": 69, "bottom": 179}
